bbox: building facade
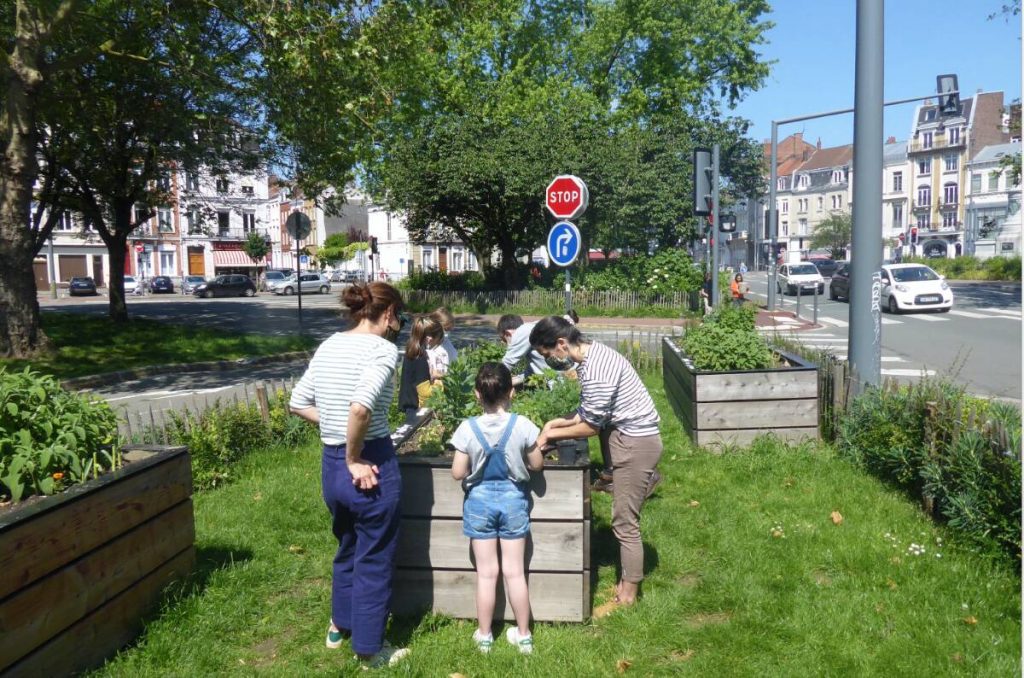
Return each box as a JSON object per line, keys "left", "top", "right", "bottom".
{"left": 965, "top": 142, "right": 1022, "bottom": 258}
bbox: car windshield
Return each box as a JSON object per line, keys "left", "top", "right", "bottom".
{"left": 890, "top": 266, "right": 939, "bottom": 283}
{"left": 215, "top": 276, "right": 229, "bottom": 283}
{"left": 124, "top": 276, "right": 135, "bottom": 282}
{"left": 789, "top": 264, "right": 819, "bottom": 275}
{"left": 186, "top": 276, "right": 204, "bottom": 282}
{"left": 266, "top": 272, "right": 285, "bottom": 279}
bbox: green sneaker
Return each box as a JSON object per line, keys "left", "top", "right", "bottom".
{"left": 472, "top": 629, "right": 493, "bottom": 654}
{"left": 358, "top": 642, "right": 410, "bottom": 670}
{"left": 326, "top": 624, "right": 349, "bottom": 649}
{"left": 506, "top": 627, "right": 533, "bottom": 655}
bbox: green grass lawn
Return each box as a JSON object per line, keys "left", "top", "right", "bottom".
{"left": 0, "top": 313, "right": 315, "bottom": 380}
{"left": 93, "top": 375, "right": 1020, "bottom": 677}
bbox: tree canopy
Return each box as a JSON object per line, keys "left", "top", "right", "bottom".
{"left": 810, "top": 212, "right": 852, "bottom": 259}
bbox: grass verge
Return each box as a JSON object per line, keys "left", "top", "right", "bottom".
{"left": 0, "top": 313, "right": 316, "bottom": 380}
{"left": 93, "top": 373, "right": 1020, "bottom": 676}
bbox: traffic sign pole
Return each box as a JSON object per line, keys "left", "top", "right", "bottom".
{"left": 711, "top": 144, "right": 721, "bottom": 305}
{"left": 295, "top": 237, "right": 303, "bottom": 328}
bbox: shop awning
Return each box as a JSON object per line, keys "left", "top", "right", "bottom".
{"left": 213, "top": 250, "right": 265, "bottom": 267}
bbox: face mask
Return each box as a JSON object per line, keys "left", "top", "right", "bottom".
{"left": 545, "top": 352, "right": 574, "bottom": 371}
{"left": 384, "top": 313, "right": 407, "bottom": 343}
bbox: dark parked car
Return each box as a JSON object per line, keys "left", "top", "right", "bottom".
{"left": 193, "top": 274, "right": 257, "bottom": 298}
{"left": 809, "top": 257, "right": 839, "bottom": 277}
{"left": 828, "top": 263, "right": 850, "bottom": 301}
{"left": 69, "top": 276, "right": 97, "bottom": 296}
{"left": 149, "top": 275, "right": 175, "bottom": 293}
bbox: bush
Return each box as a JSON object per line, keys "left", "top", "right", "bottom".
{"left": 401, "top": 269, "right": 486, "bottom": 292}
{"left": 837, "top": 378, "right": 1021, "bottom": 566}
{"left": 0, "top": 367, "right": 120, "bottom": 502}
{"left": 903, "top": 255, "right": 1022, "bottom": 281}
{"left": 680, "top": 304, "right": 774, "bottom": 371}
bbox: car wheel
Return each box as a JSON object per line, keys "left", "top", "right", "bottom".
{"left": 283, "top": 286, "right": 293, "bottom": 295}
{"left": 204, "top": 290, "right": 213, "bottom": 298}
{"left": 829, "top": 285, "right": 838, "bottom": 301}
{"left": 787, "top": 284, "right": 796, "bottom": 296}
{"left": 244, "top": 288, "right": 255, "bottom": 297}
{"left": 888, "top": 296, "right": 899, "bottom": 314}
{"left": 938, "top": 307, "right": 950, "bottom": 313}
{"left": 319, "top": 285, "right": 329, "bottom": 294}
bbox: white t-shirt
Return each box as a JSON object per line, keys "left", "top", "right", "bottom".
{"left": 450, "top": 412, "right": 539, "bottom": 489}
{"left": 427, "top": 343, "right": 450, "bottom": 376}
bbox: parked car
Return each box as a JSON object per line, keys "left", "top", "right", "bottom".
{"left": 68, "top": 276, "right": 97, "bottom": 296}
{"left": 261, "top": 270, "right": 288, "bottom": 291}
{"left": 342, "top": 270, "right": 362, "bottom": 283}
{"left": 123, "top": 275, "right": 139, "bottom": 295}
{"left": 776, "top": 262, "right": 825, "bottom": 296}
{"left": 808, "top": 257, "right": 839, "bottom": 277}
{"left": 181, "top": 275, "right": 206, "bottom": 295}
{"left": 881, "top": 263, "right": 953, "bottom": 313}
{"left": 828, "top": 263, "right": 851, "bottom": 301}
{"left": 149, "top": 275, "right": 175, "bottom": 293}
{"left": 193, "top": 274, "right": 257, "bottom": 298}
{"left": 272, "top": 272, "right": 332, "bottom": 295}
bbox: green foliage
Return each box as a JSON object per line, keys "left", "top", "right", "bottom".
{"left": 402, "top": 269, "right": 487, "bottom": 292}
{"left": 680, "top": 304, "right": 773, "bottom": 371}
{"left": 0, "top": 367, "right": 119, "bottom": 502}
{"left": 903, "top": 255, "right": 1022, "bottom": 281}
{"left": 552, "top": 250, "right": 703, "bottom": 295}
{"left": 809, "top": 212, "right": 851, "bottom": 259}
{"left": 512, "top": 371, "right": 581, "bottom": 426}
{"left": 315, "top": 232, "right": 351, "bottom": 266}
{"left": 242, "top": 232, "right": 270, "bottom": 264}
{"left": 838, "top": 379, "right": 1022, "bottom": 566}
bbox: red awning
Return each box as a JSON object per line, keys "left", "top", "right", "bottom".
{"left": 213, "top": 250, "right": 265, "bottom": 267}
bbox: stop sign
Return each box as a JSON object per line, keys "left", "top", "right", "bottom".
{"left": 545, "top": 175, "right": 589, "bottom": 220}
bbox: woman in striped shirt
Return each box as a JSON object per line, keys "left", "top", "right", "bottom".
{"left": 529, "top": 316, "right": 663, "bottom": 612}
{"left": 290, "top": 282, "right": 410, "bottom": 668}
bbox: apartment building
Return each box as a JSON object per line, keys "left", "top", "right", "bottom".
{"left": 965, "top": 142, "right": 1022, "bottom": 258}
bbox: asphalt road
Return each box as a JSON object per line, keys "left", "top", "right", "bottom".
{"left": 743, "top": 273, "right": 1021, "bottom": 401}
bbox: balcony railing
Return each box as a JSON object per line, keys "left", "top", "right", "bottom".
{"left": 909, "top": 136, "right": 966, "bottom": 153}
{"left": 939, "top": 200, "right": 959, "bottom": 210}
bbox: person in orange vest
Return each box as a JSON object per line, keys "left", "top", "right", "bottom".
{"left": 730, "top": 273, "right": 747, "bottom": 307}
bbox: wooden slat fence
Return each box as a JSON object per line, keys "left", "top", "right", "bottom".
{"left": 406, "top": 289, "right": 697, "bottom": 314}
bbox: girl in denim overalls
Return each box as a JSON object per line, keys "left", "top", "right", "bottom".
{"left": 451, "top": 362, "right": 544, "bottom": 654}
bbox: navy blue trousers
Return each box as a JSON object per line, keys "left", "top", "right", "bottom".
{"left": 321, "top": 438, "right": 401, "bottom": 655}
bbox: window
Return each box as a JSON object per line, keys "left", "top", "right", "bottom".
{"left": 832, "top": 169, "right": 843, "bottom": 184}
{"left": 241, "top": 185, "right": 254, "bottom": 196}
{"left": 215, "top": 178, "right": 229, "bottom": 193}
{"left": 798, "top": 219, "right": 808, "bottom": 235}
{"left": 782, "top": 221, "right": 789, "bottom": 236}
{"left": 159, "top": 251, "right": 175, "bottom": 273}
{"left": 781, "top": 201, "right": 789, "bottom": 214}
{"left": 386, "top": 213, "right": 392, "bottom": 240}
{"left": 924, "top": 109, "right": 936, "bottom": 122}
{"left": 831, "top": 194, "right": 843, "bottom": 210}
{"left": 988, "top": 172, "right": 1000, "bottom": 192}
{"left": 217, "top": 211, "right": 230, "bottom": 235}
{"left": 467, "top": 250, "right": 477, "bottom": 271}
{"left": 452, "top": 250, "right": 463, "bottom": 271}
{"left": 817, "top": 196, "right": 823, "bottom": 211}
{"left": 156, "top": 174, "right": 171, "bottom": 192}
{"left": 971, "top": 173, "right": 982, "bottom": 193}
{"left": 948, "top": 126, "right": 961, "bottom": 144}
{"left": 916, "top": 213, "right": 931, "bottom": 229}
{"left": 892, "top": 171, "right": 903, "bottom": 192}
{"left": 943, "top": 183, "right": 958, "bottom": 205}
{"left": 944, "top": 154, "right": 958, "bottom": 172}
{"left": 922, "top": 131, "right": 933, "bottom": 149}
{"left": 422, "top": 249, "right": 433, "bottom": 270}
{"left": 797, "top": 198, "right": 807, "bottom": 213}
{"left": 186, "top": 172, "right": 200, "bottom": 191}
{"left": 798, "top": 174, "right": 809, "bottom": 189}
{"left": 187, "top": 208, "right": 203, "bottom": 234}
{"left": 917, "top": 185, "right": 931, "bottom": 207}
{"left": 158, "top": 207, "right": 173, "bottom": 232}
{"left": 55, "top": 211, "right": 74, "bottom": 231}
{"left": 942, "top": 212, "right": 957, "bottom": 228}
{"left": 1001, "top": 241, "right": 1015, "bottom": 252}
{"left": 242, "top": 212, "right": 255, "bottom": 233}
{"left": 918, "top": 159, "right": 931, "bottom": 175}
{"left": 892, "top": 203, "right": 903, "bottom": 228}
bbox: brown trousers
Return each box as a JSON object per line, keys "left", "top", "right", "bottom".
{"left": 600, "top": 427, "right": 663, "bottom": 583}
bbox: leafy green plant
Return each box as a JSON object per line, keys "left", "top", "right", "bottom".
{"left": 680, "top": 304, "right": 773, "bottom": 371}
{"left": 512, "top": 372, "right": 580, "bottom": 426}
{"left": 0, "top": 367, "right": 119, "bottom": 502}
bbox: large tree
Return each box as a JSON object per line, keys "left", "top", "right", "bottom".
{"left": 366, "top": 0, "right": 773, "bottom": 285}
{"left": 810, "top": 212, "right": 852, "bottom": 259}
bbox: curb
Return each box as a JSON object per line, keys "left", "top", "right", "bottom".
{"left": 63, "top": 351, "right": 312, "bottom": 391}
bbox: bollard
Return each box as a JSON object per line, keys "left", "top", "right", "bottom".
{"left": 813, "top": 284, "right": 820, "bottom": 324}
{"left": 796, "top": 285, "right": 802, "bottom": 319}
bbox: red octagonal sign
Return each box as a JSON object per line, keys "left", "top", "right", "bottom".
{"left": 545, "top": 175, "right": 589, "bottom": 220}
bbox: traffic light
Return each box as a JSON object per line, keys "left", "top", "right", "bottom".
{"left": 719, "top": 214, "right": 737, "bottom": 233}
{"left": 936, "top": 74, "right": 960, "bottom": 117}
{"left": 692, "top": 148, "right": 712, "bottom": 216}
{"left": 763, "top": 209, "right": 779, "bottom": 239}
{"left": 370, "top": 236, "right": 379, "bottom": 254}
{"left": 910, "top": 227, "right": 919, "bottom": 244}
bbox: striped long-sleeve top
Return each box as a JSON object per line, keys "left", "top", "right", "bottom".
{"left": 576, "top": 341, "right": 660, "bottom": 437}
{"left": 289, "top": 332, "right": 399, "bottom": 445}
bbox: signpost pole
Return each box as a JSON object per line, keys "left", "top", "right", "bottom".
{"left": 564, "top": 268, "right": 571, "bottom": 316}
{"left": 295, "top": 238, "right": 303, "bottom": 328}
{"left": 711, "top": 144, "right": 721, "bottom": 305}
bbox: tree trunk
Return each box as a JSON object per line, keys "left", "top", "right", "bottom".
{"left": 103, "top": 202, "right": 134, "bottom": 322}
{"left": 0, "top": 8, "right": 47, "bottom": 357}
{"left": 499, "top": 238, "right": 518, "bottom": 289}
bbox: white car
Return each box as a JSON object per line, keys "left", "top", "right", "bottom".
{"left": 777, "top": 262, "right": 825, "bottom": 296}
{"left": 881, "top": 263, "right": 953, "bottom": 313}
{"left": 123, "top": 275, "right": 139, "bottom": 294}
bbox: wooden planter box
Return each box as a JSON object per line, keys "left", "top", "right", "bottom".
{"left": 662, "top": 337, "right": 819, "bottom": 447}
{"left": 0, "top": 445, "right": 195, "bottom": 676}
{"left": 391, "top": 442, "right": 592, "bottom": 623}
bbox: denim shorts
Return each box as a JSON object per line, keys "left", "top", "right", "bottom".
{"left": 463, "top": 480, "right": 530, "bottom": 540}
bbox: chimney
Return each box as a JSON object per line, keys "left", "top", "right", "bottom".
{"left": 816, "top": 138, "right": 822, "bottom": 150}
{"left": 886, "top": 136, "right": 897, "bottom": 144}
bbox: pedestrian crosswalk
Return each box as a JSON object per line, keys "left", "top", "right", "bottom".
{"left": 811, "top": 306, "right": 1021, "bottom": 327}
{"left": 779, "top": 332, "right": 936, "bottom": 377}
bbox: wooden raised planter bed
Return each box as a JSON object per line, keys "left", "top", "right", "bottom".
{"left": 0, "top": 445, "right": 195, "bottom": 676}
{"left": 391, "top": 440, "right": 592, "bottom": 623}
{"left": 662, "top": 337, "right": 819, "bottom": 447}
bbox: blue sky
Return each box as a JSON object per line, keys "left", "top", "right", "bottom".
{"left": 731, "top": 1, "right": 1022, "bottom": 147}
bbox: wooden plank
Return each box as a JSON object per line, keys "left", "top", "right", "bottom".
{"left": 694, "top": 369, "right": 818, "bottom": 402}
{"left": 0, "top": 450, "right": 192, "bottom": 600}
{"left": 695, "top": 426, "right": 819, "bottom": 448}
{"left": 395, "top": 519, "right": 585, "bottom": 571}
{"left": 392, "top": 570, "right": 588, "bottom": 622}
{"left": 695, "top": 398, "right": 818, "bottom": 430}
{"left": 661, "top": 364, "right": 695, "bottom": 431}
{"left": 0, "top": 501, "right": 194, "bottom": 671}
{"left": 399, "top": 466, "right": 586, "bottom": 520}
{"left": 5, "top": 547, "right": 195, "bottom": 677}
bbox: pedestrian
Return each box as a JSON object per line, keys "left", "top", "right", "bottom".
{"left": 730, "top": 273, "right": 747, "bottom": 307}
{"left": 698, "top": 272, "right": 713, "bottom": 314}
{"left": 528, "top": 316, "right": 663, "bottom": 616}
{"left": 450, "top": 362, "right": 544, "bottom": 655}
{"left": 429, "top": 306, "right": 459, "bottom": 368}
{"left": 496, "top": 314, "right": 550, "bottom": 380}
{"left": 399, "top": 315, "right": 443, "bottom": 418}
{"left": 739, "top": 261, "right": 747, "bottom": 275}
{"left": 289, "top": 282, "right": 411, "bottom": 669}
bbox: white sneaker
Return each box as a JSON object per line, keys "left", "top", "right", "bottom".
{"left": 358, "top": 642, "right": 410, "bottom": 670}
{"left": 472, "top": 629, "right": 494, "bottom": 654}
{"left": 505, "top": 627, "right": 533, "bottom": 654}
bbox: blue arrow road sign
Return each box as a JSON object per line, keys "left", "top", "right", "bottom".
{"left": 546, "top": 221, "right": 581, "bottom": 267}
{"left": 300, "top": 255, "right": 309, "bottom": 265}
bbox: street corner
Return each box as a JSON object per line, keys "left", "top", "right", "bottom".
{"left": 755, "top": 308, "right": 819, "bottom": 332}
